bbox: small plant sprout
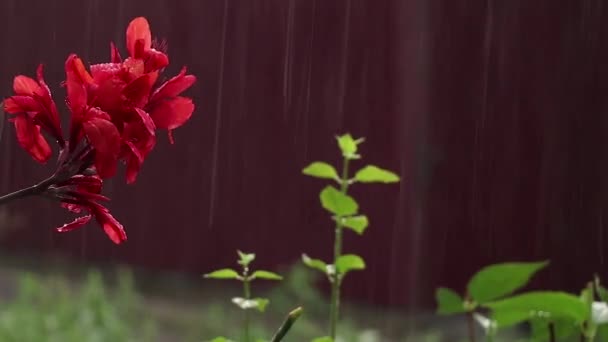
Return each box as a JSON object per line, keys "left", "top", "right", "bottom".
{"left": 301, "top": 133, "right": 400, "bottom": 340}
{"left": 205, "top": 250, "right": 283, "bottom": 342}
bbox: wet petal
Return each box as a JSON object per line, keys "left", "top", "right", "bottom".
{"left": 110, "top": 42, "right": 122, "bottom": 63}
{"left": 56, "top": 215, "right": 92, "bottom": 232}
{"left": 65, "top": 54, "right": 94, "bottom": 85}
{"left": 82, "top": 117, "right": 120, "bottom": 178}
{"left": 122, "top": 73, "right": 155, "bottom": 107}
{"left": 124, "top": 140, "right": 143, "bottom": 184}
{"left": 66, "top": 80, "right": 87, "bottom": 114}
{"left": 13, "top": 75, "right": 40, "bottom": 95}
{"left": 3, "top": 96, "right": 40, "bottom": 113}
{"left": 12, "top": 115, "right": 51, "bottom": 163}
{"left": 91, "top": 204, "right": 127, "bottom": 244}
{"left": 126, "top": 17, "right": 151, "bottom": 58}
{"left": 149, "top": 96, "right": 195, "bottom": 130}
{"left": 144, "top": 49, "right": 169, "bottom": 72}
{"left": 150, "top": 68, "right": 196, "bottom": 103}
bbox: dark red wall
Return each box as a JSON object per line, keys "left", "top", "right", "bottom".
{"left": 1, "top": 0, "right": 608, "bottom": 310}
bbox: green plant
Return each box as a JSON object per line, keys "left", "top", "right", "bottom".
{"left": 0, "top": 269, "right": 157, "bottom": 342}
{"left": 436, "top": 261, "right": 608, "bottom": 342}
{"left": 205, "top": 250, "right": 284, "bottom": 342}
{"left": 301, "top": 133, "right": 400, "bottom": 340}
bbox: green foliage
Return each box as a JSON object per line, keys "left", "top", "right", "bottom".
{"left": 340, "top": 215, "right": 369, "bottom": 235}
{"left": 336, "top": 134, "right": 362, "bottom": 160}
{"left": 435, "top": 288, "right": 465, "bottom": 315}
{"left": 302, "top": 133, "right": 400, "bottom": 339}
{"left": 301, "top": 254, "right": 329, "bottom": 275}
{"left": 354, "top": 165, "right": 400, "bottom": 183}
{"left": 205, "top": 269, "right": 241, "bottom": 280}
{"left": 251, "top": 270, "right": 283, "bottom": 281}
{"left": 302, "top": 162, "right": 340, "bottom": 181}
{"left": 467, "top": 261, "right": 548, "bottom": 303}
{"left": 487, "top": 291, "right": 588, "bottom": 324}
{"left": 312, "top": 337, "right": 333, "bottom": 342}
{"left": 319, "top": 186, "right": 358, "bottom": 216}
{"left": 335, "top": 254, "right": 366, "bottom": 274}
{"left": 238, "top": 251, "right": 256, "bottom": 267}
{"left": 205, "top": 250, "right": 284, "bottom": 342}
{"left": 0, "top": 270, "right": 157, "bottom": 342}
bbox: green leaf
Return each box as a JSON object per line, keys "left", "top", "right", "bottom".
{"left": 319, "top": 186, "right": 358, "bottom": 216}
{"left": 204, "top": 269, "right": 240, "bottom": 280}
{"left": 210, "top": 337, "right": 235, "bottom": 342}
{"left": 302, "top": 162, "right": 340, "bottom": 180}
{"left": 237, "top": 250, "right": 255, "bottom": 266}
{"left": 341, "top": 215, "right": 369, "bottom": 235}
{"left": 335, "top": 254, "right": 366, "bottom": 274}
{"left": 467, "top": 261, "right": 548, "bottom": 303}
{"left": 491, "top": 310, "right": 533, "bottom": 328}
{"left": 253, "top": 297, "right": 270, "bottom": 312}
{"left": 530, "top": 317, "right": 578, "bottom": 341}
{"left": 435, "top": 287, "right": 466, "bottom": 315}
{"left": 484, "top": 291, "right": 589, "bottom": 323}
{"left": 251, "top": 270, "right": 283, "bottom": 281}
{"left": 301, "top": 254, "right": 329, "bottom": 274}
{"left": 312, "top": 337, "right": 333, "bottom": 342}
{"left": 337, "top": 133, "right": 358, "bottom": 154}
{"left": 354, "top": 165, "right": 400, "bottom": 183}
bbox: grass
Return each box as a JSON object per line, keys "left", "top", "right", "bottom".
{"left": 0, "top": 252, "right": 524, "bottom": 341}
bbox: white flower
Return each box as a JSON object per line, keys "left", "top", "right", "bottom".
{"left": 474, "top": 313, "right": 497, "bottom": 334}
{"left": 592, "top": 301, "right": 608, "bottom": 324}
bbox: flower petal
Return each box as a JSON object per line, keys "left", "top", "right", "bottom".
{"left": 91, "top": 204, "right": 127, "bottom": 244}
{"left": 13, "top": 75, "right": 40, "bottom": 95}
{"left": 110, "top": 42, "right": 122, "bottom": 63}
{"left": 126, "top": 17, "right": 151, "bottom": 58}
{"left": 82, "top": 117, "right": 120, "bottom": 178}
{"left": 122, "top": 73, "right": 155, "bottom": 108}
{"left": 56, "top": 215, "right": 92, "bottom": 232}
{"left": 12, "top": 115, "right": 52, "bottom": 163}
{"left": 150, "top": 67, "right": 196, "bottom": 103}
{"left": 3, "top": 96, "right": 40, "bottom": 114}
{"left": 149, "top": 96, "right": 195, "bottom": 130}
{"left": 65, "top": 54, "right": 94, "bottom": 85}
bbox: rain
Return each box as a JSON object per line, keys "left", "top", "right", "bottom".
{"left": 0, "top": 0, "right": 607, "bottom": 341}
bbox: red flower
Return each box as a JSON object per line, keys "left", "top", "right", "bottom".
{"left": 65, "top": 55, "right": 121, "bottom": 179}
{"left": 53, "top": 174, "right": 127, "bottom": 244}
{"left": 3, "top": 65, "right": 64, "bottom": 163}
{"left": 1, "top": 16, "right": 195, "bottom": 243}
{"left": 146, "top": 67, "right": 196, "bottom": 144}
{"left": 125, "top": 17, "right": 169, "bottom": 73}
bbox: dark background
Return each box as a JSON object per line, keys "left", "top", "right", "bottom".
{"left": 1, "top": 0, "right": 607, "bottom": 312}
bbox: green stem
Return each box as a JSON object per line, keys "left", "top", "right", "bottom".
{"left": 329, "top": 157, "right": 350, "bottom": 339}
{"left": 243, "top": 275, "right": 251, "bottom": 342}
{"left": 270, "top": 307, "right": 303, "bottom": 342}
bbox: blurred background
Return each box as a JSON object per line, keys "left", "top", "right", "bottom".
{"left": 0, "top": 0, "right": 607, "bottom": 340}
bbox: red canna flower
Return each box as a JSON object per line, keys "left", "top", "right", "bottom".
{"left": 65, "top": 55, "right": 121, "bottom": 179}
{"left": 3, "top": 65, "right": 65, "bottom": 163}
{"left": 1, "top": 16, "right": 195, "bottom": 244}
{"left": 53, "top": 174, "right": 127, "bottom": 244}
{"left": 146, "top": 67, "right": 196, "bottom": 144}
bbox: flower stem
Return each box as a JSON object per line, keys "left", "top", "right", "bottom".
{"left": 270, "top": 307, "right": 303, "bottom": 342}
{"left": 0, "top": 175, "right": 57, "bottom": 206}
{"left": 467, "top": 311, "right": 476, "bottom": 342}
{"left": 243, "top": 276, "right": 251, "bottom": 342}
{"left": 329, "top": 157, "right": 350, "bottom": 339}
